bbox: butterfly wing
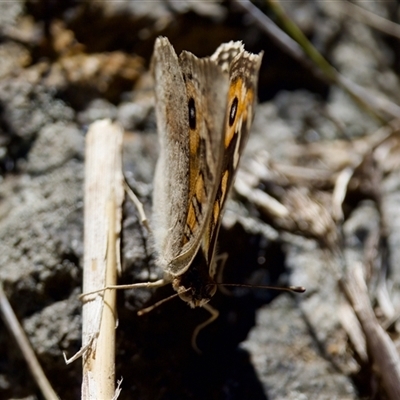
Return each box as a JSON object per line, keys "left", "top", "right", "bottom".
{"left": 206, "top": 43, "right": 263, "bottom": 276}
{"left": 151, "top": 37, "right": 229, "bottom": 276}
{"left": 151, "top": 37, "right": 191, "bottom": 273}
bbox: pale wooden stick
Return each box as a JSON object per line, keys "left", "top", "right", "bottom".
{"left": 235, "top": 173, "right": 289, "bottom": 218}
{"left": 341, "top": 262, "right": 400, "bottom": 399}
{"left": 338, "top": 301, "right": 368, "bottom": 363}
{"left": 332, "top": 166, "right": 354, "bottom": 222}
{"left": 0, "top": 283, "right": 59, "bottom": 400}
{"left": 332, "top": 123, "right": 395, "bottom": 222}
{"left": 81, "top": 119, "right": 124, "bottom": 399}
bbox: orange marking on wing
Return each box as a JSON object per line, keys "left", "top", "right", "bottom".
{"left": 212, "top": 200, "right": 220, "bottom": 227}
{"left": 186, "top": 202, "right": 197, "bottom": 234}
{"left": 211, "top": 170, "right": 229, "bottom": 228}
{"left": 184, "top": 174, "right": 205, "bottom": 245}
{"left": 189, "top": 125, "right": 200, "bottom": 156}
{"left": 195, "top": 174, "right": 206, "bottom": 204}
{"left": 189, "top": 123, "right": 200, "bottom": 190}
{"left": 183, "top": 81, "right": 203, "bottom": 246}
{"left": 225, "top": 78, "right": 254, "bottom": 148}
{"left": 219, "top": 170, "right": 229, "bottom": 205}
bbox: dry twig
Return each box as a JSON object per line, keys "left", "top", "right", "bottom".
{"left": 340, "top": 262, "right": 400, "bottom": 399}
{"left": 0, "top": 283, "right": 59, "bottom": 400}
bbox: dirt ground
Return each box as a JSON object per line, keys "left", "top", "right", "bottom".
{"left": 1, "top": 1, "right": 400, "bottom": 399}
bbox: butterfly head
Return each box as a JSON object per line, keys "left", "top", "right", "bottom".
{"left": 171, "top": 251, "right": 217, "bottom": 308}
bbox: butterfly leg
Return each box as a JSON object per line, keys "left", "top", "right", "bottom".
{"left": 79, "top": 279, "right": 169, "bottom": 301}
{"left": 79, "top": 179, "right": 164, "bottom": 300}
{"left": 123, "top": 179, "right": 152, "bottom": 233}
{"left": 191, "top": 303, "right": 219, "bottom": 354}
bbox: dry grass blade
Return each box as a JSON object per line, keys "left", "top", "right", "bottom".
{"left": 0, "top": 283, "right": 59, "bottom": 400}
{"left": 81, "top": 119, "right": 124, "bottom": 399}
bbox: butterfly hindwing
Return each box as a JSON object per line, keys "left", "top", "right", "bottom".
{"left": 151, "top": 37, "right": 190, "bottom": 272}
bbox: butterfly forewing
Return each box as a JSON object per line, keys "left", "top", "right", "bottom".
{"left": 205, "top": 47, "right": 263, "bottom": 272}
{"left": 172, "top": 51, "right": 229, "bottom": 276}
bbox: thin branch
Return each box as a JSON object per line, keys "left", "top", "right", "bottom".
{"left": 340, "top": 262, "right": 400, "bottom": 399}
{"left": 0, "top": 283, "right": 59, "bottom": 400}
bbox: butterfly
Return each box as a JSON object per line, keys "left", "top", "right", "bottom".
{"left": 149, "top": 37, "right": 263, "bottom": 340}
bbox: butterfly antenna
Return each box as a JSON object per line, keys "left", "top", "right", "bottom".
{"left": 215, "top": 283, "right": 306, "bottom": 293}
{"left": 137, "top": 288, "right": 191, "bottom": 316}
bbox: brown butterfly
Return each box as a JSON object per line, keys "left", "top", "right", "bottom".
{"left": 149, "top": 37, "right": 263, "bottom": 342}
